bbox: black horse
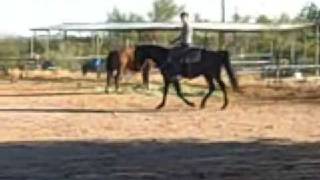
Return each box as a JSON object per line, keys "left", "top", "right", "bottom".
{"left": 134, "top": 45, "right": 239, "bottom": 110}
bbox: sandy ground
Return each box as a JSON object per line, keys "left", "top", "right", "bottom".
{"left": 0, "top": 77, "right": 320, "bottom": 179}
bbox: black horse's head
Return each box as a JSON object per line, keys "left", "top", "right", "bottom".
{"left": 134, "top": 44, "right": 169, "bottom": 70}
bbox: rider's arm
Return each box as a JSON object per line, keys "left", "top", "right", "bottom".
{"left": 170, "top": 34, "right": 182, "bottom": 45}
{"left": 171, "top": 23, "right": 190, "bottom": 45}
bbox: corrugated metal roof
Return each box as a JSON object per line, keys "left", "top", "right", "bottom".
{"left": 30, "top": 22, "right": 315, "bottom": 32}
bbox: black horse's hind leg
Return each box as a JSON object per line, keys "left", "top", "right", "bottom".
{"left": 115, "top": 72, "right": 120, "bottom": 92}
{"left": 217, "top": 78, "right": 228, "bottom": 110}
{"left": 173, "top": 80, "right": 195, "bottom": 107}
{"left": 156, "top": 78, "right": 170, "bottom": 109}
{"left": 105, "top": 71, "right": 112, "bottom": 94}
{"left": 200, "top": 75, "right": 216, "bottom": 109}
{"left": 142, "top": 65, "right": 150, "bottom": 90}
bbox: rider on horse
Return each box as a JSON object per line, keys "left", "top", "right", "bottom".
{"left": 167, "top": 12, "right": 196, "bottom": 80}
{"left": 171, "top": 12, "right": 193, "bottom": 48}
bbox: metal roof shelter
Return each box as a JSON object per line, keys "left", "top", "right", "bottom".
{"left": 30, "top": 22, "right": 320, "bottom": 76}
{"left": 31, "top": 22, "right": 315, "bottom": 32}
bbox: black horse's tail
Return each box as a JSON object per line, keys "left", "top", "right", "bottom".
{"left": 222, "top": 51, "right": 239, "bottom": 91}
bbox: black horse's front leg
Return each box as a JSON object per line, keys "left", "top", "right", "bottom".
{"left": 173, "top": 80, "right": 195, "bottom": 107}
{"left": 156, "top": 79, "right": 170, "bottom": 109}
{"left": 142, "top": 64, "right": 150, "bottom": 90}
{"left": 105, "top": 71, "right": 112, "bottom": 94}
{"left": 115, "top": 72, "right": 120, "bottom": 92}
{"left": 200, "top": 75, "right": 215, "bottom": 109}
{"left": 216, "top": 78, "right": 228, "bottom": 110}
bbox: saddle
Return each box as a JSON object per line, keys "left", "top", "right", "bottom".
{"left": 166, "top": 47, "right": 203, "bottom": 79}
{"left": 169, "top": 47, "right": 202, "bottom": 64}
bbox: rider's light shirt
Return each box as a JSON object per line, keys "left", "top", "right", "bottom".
{"left": 182, "top": 21, "right": 193, "bottom": 45}
{"left": 172, "top": 21, "right": 193, "bottom": 46}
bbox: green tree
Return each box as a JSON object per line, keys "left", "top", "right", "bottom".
{"left": 277, "top": 13, "right": 291, "bottom": 23}
{"left": 240, "top": 15, "right": 251, "bottom": 23}
{"left": 256, "top": 15, "right": 272, "bottom": 24}
{"left": 0, "top": 39, "right": 19, "bottom": 57}
{"left": 194, "top": 13, "right": 209, "bottom": 22}
{"left": 106, "top": 7, "right": 145, "bottom": 47}
{"left": 232, "top": 13, "right": 251, "bottom": 23}
{"left": 148, "top": 0, "right": 184, "bottom": 22}
{"left": 107, "top": 7, "right": 145, "bottom": 22}
{"left": 296, "top": 2, "right": 320, "bottom": 22}
{"left": 232, "top": 12, "right": 241, "bottom": 23}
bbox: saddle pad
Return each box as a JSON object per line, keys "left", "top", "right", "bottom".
{"left": 183, "top": 49, "right": 202, "bottom": 63}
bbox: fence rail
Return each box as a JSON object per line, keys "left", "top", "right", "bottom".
{"left": 0, "top": 56, "right": 319, "bottom": 78}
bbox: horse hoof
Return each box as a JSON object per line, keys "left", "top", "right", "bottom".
{"left": 188, "top": 102, "right": 195, "bottom": 107}
{"left": 156, "top": 106, "right": 163, "bottom": 110}
{"left": 156, "top": 104, "right": 164, "bottom": 110}
{"left": 220, "top": 105, "right": 227, "bottom": 110}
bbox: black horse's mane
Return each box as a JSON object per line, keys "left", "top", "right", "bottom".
{"left": 135, "top": 44, "right": 170, "bottom": 51}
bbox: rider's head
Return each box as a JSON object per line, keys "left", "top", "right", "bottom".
{"left": 180, "top": 12, "right": 189, "bottom": 23}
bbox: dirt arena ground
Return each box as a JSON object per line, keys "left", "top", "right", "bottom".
{"left": 0, "top": 75, "right": 320, "bottom": 179}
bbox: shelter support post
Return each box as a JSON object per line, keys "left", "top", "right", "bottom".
{"left": 218, "top": 32, "right": 225, "bottom": 50}
{"left": 138, "top": 31, "right": 142, "bottom": 43}
{"left": 109, "top": 31, "right": 114, "bottom": 49}
{"left": 96, "top": 33, "right": 99, "bottom": 57}
{"left": 316, "top": 24, "right": 320, "bottom": 76}
{"left": 303, "top": 30, "right": 307, "bottom": 63}
{"left": 290, "top": 32, "right": 296, "bottom": 69}
{"left": 270, "top": 41, "right": 274, "bottom": 55}
{"left": 62, "top": 30, "right": 67, "bottom": 66}
{"left": 26, "top": 31, "right": 37, "bottom": 78}
{"left": 204, "top": 32, "right": 209, "bottom": 48}
{"left": 275, "top": 33, "right": 281, "bottom": 82}
{"left": 125, "top": 32, "right": 131, "bottom": 47}
{"left": 30, "top": 31, "right": 35, "bottom": 59}
{"left": 45, "top": 30, "right": 51, "bottom": 60}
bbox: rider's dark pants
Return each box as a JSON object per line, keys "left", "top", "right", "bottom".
{"left": 167, "top": 43, "right": 191, "bottom": 80}
{"left": 180, "top": 43, "right": 190, "bottom": 48}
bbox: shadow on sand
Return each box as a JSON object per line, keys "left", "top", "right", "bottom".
{"left": 0, "top": 92, "right": 103, "bottom": 97}
{"left": 0, "top": 107, "right": 183, "bottom": 114}
{"left": 0, "top": 139, "right": 319, "bottom": 179}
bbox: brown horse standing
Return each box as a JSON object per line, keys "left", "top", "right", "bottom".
{"left": 105, "top": 46, "right": 151, "bottom": 93}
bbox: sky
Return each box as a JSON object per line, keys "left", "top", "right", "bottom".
{"left": 0, "top": 0, "right": 319, "bottom": 36}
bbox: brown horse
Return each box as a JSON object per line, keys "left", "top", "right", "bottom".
{"left": 105, "top": 46, "right": 151, "bottom": 93}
